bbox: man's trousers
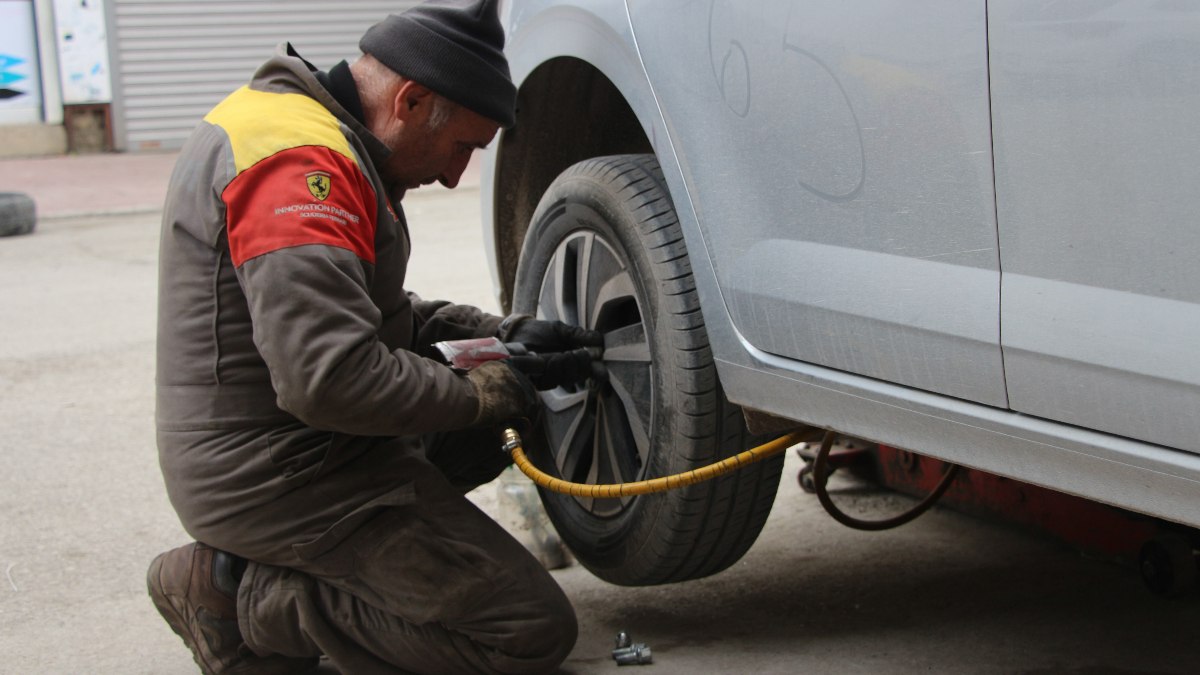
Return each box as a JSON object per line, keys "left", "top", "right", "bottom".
{"left": 167, "top": 426, "right": 577, "bottom": 674}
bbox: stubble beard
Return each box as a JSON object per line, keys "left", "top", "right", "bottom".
{"left": 381, "top": 105, "right": 452, "bottom": 200}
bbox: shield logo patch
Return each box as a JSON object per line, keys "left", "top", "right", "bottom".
{"left": 306, "top": 171, "right": 331, "bottom": 201}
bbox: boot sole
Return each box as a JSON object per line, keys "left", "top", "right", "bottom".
{"left": 147, "top": 553, "right": 320, "bottom": 675}
{"left": 147, "top": 552, "right": 220, "bottom": 675}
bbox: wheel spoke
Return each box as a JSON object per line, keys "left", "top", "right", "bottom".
{"left": 580, "top": 238, "right": 631, "bottom": 330}
{"left": 575, "top": 402, "right": 606, "bottom": 513}
{"left": 574, "top": 230, "right": 595, "bottom": 330}
{"left": 603, "top": 322, "right": 651, "bottom": 363}
{"left": 580, "top": 394, "right": 631, "bottom": 513}
{"left": 557, "top": 239, "right": 577, "bottom": 324}
{"left": 590, "top": 396, "right": 615, "bottom": 484}
{"left": 539, "top": 388, "right": 589, "bottom": 464}
{"left": 556, "top": 414, "right": 592, "bottom": 480}
{"left": 606, "top": 363, "right": 652, "bottom": 465}
{"left": 538, "top": 255, "right": 563, "bottom": 323}
{"left": 541, "top": 233, "right": 586, "bottom": 326}
{"left": 542, "top": 387, "right": 588, "bottom": 414}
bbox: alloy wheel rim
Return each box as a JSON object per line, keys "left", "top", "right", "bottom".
{"left": 534, "top": 226, "right": 654, "bottom": 516}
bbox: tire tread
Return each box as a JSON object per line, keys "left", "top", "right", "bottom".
{"left": 518, "top": 154, "right": 783, "bottom": 585}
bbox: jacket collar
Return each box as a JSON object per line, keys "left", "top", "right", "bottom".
{"left": 256, "top": 43, "right": 393, "bottom": 170}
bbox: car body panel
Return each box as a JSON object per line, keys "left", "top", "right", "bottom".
{"left": 717, "top": 351, "right": 1200, "bottom": 527}
{"left": 628, "top": 0, "right": 1007, "bottom": 407}
{"left": 989, "top": 0, "right": 1200, "bottom": 454}
{"left": 483, "top": 0, "right": 1200, "bottom": 526}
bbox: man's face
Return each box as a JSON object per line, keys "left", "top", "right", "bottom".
{"left": 379, "top": 94, "right": 500, "bottom": 199}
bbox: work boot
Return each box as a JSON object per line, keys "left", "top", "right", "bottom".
{"left": 147, "top": 542, "right": 317, "bottom": 675}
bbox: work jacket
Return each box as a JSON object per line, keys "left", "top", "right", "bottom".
{"left": 155, "top": 45, "right": 501, "bottom": 550}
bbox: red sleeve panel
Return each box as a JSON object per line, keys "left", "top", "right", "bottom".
{"left": 224, "top": 145, "right": 378, "bottom": 267}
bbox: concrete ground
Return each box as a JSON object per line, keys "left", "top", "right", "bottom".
{"left": 0, "top": 160, "right": 1197, "bottom": 673}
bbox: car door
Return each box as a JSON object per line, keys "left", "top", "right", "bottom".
{"left": 628, "top": 0, "right": 1007, "bottom": 407}
{"left": 989, "top": 1, "right": 1200, "bottom": 454}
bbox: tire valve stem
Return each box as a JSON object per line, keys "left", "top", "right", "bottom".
{"left": 612, "top": 632, "right": 653, "bottom": 666}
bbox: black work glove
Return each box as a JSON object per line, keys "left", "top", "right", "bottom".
{"left": 500, "top": 315, "right": 604, "bottom": 353}
{"left": 507, "top": 347, "right": 595, "bottom": 391}
{"left": 467, "top": 360, "right": 541, "bottom": 427}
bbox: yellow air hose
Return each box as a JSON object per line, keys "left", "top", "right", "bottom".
{"left": 502, "top": 427, "right": 809, "bottom": 498}
{"left": 503, "top": 426, "right": 960, "bottom": 530}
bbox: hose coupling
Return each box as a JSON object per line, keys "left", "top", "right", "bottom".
{"left": 502, "top": 427, "right": 523, "bottom": 455}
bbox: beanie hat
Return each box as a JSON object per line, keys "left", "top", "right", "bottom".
{"left": 359, "top": 0, "right": 516, "bottom": 127}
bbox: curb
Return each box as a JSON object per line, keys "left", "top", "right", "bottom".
{"left": 40, "top": 205, "right": 164, "bottom": 222}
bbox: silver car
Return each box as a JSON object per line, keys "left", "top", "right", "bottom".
{"left": 481, "top": 0, "right": 1200, "bottom": 586}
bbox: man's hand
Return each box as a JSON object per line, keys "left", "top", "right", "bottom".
{"left": 467, "top": 360, "right": 541, "bottom": 427}
{"left": 507, "top": 348, "right": 594, "bottom": 391}
{"left": 500, "top": 315, "right": 603, "bottom": 354}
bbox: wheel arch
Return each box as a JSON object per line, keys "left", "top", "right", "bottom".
{"left": 489, "top": 56, "right": 653, "bottom": 313}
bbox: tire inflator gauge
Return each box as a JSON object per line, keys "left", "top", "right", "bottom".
{"left": 433, "top": 336, "right": 529, "bottom": 372}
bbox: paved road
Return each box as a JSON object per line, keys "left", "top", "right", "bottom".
{"left": 0, "top": 188, "right": 1196, "bottom": 674}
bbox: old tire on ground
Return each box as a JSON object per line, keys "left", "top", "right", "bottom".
{"left": 513, "top": 154, "right": 784, "bottom": 586}
{"left": 0, "top": 192, "right": 37, "bottom": 237}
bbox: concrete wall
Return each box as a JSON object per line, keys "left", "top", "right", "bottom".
{"left": 0, "top": 123, "right": 67, "bottom": 159}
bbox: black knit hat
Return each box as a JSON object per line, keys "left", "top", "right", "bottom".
{"left": 359, "top": 0, "right": 516, "bottom": 127}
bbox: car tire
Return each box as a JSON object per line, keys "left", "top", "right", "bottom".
{"left": 0, "top": 192, "right": 36, "bottom": 238}
{"left": 513, "top": 154, "right": 784, "bottom": 585}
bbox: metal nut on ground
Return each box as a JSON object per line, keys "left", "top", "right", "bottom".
{"left": 613, "top": 643, "right": 653, "bottom": 665}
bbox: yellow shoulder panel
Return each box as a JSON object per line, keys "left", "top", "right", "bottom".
{"left": 204, "top": 86, "right": 356, "bottom": 174}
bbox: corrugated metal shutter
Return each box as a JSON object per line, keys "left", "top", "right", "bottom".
{"left": 111, "top": 0, "right": 419, "bottom": 151}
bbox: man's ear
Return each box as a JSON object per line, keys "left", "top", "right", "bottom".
{"left": 393, "top": 81, "right": 435, "bottom": 124}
